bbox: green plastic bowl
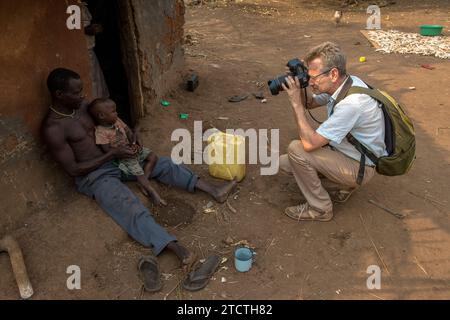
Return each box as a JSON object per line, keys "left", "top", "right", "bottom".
{"left": 419, "top": 25, "right": 443, "bottom": 36}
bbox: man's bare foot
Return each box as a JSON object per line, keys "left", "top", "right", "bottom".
{"left": 212, "top": 179, "right": 237, "bottom": 203}
{"left": 166, "top": 241, "right": 197, "bottom": 271}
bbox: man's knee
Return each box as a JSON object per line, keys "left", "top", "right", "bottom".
{"left": 287, "top": 140, "right": 310, "bottom": 163}
{"left": 288, "top": 140, "right": 305, "bottom": 155}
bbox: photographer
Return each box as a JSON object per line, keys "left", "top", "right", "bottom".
{"left": 279, "top": 42, "right": 387, "bottom": 222}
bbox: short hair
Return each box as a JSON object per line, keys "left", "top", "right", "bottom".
{"left": 47, "top": 68, "right": 81, "bottom": 95}
{"left": 304, "top": 42, "right": 347, "bottom": 76}
{"left": 88, "top": 98, "right": 112, "bottom": 119}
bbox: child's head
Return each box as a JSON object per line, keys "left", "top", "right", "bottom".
{"left": 88, "top": 98, "right": 118, "bottom": 125}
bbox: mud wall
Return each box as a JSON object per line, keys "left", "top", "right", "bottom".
{"left": 0, "top": 0, "right": 93, "bottom": 234}
{"left": 118, "top": 0, "right": 186, "bottom": 118}
{"left": 0, "top": 0, "right": 186, "bottom": 234}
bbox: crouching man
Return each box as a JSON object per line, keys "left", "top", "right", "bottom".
{"left": 280, "top": 42, "right": 387, "bottom": 221}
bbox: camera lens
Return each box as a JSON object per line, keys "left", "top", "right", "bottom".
{"left": 267, "top": 75, "right": 288, "bottom": 95}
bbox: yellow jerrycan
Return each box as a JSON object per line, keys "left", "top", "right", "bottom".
{"left": 206, "top": 131, "right": 246, "bottom": 182}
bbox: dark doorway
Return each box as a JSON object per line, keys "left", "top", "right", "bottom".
{"left": 85, "top": 0, "right": 133, "bottom": 126}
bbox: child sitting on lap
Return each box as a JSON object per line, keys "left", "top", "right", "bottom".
{"left": 88, "top": 98, "right": 166, "bottom": 206}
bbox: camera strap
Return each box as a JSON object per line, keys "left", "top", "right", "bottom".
{"left": 305, "top": 88, "right": 325, "bottom": 124}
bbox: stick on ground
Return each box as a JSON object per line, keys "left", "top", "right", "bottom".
{"left": 368, "top": 199, "right": 405, "bottom": 219}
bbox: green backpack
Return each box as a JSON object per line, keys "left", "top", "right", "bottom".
{"left": 334, "top": 78, "right": 416, "bottom": 185}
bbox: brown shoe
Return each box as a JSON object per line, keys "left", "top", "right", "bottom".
{"left": 284, "top": 203, "right": 333, "bottom": 222}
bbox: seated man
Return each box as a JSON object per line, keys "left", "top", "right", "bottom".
{"left": 280, "top": 42, "right": 387, "bottom": 222}
{"left": 42, "top": 68, "right": 236, "bottom": 281}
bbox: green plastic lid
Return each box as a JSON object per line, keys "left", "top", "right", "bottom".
{"left": 179, "top": 113, "right": 189, "bottom": 119}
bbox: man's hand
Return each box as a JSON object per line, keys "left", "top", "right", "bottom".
{"left": 281, "top": 76, "right": 304, "bottom": 111}
{"left": 132, "top": 129, "right": 143, "bottom": 147}
{"left": 111, "top": 146, "right": 135, "bottom": 159}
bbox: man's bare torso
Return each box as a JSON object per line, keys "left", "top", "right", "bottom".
{"left": 43, "top": 103, "right": 103, "bottom": 162}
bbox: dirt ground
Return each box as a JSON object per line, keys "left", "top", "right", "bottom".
{"left": 1, "top": 0, "right": 450, "bottom": 300}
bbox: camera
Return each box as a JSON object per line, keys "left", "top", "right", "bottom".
{"left": 267, "top": 58, "right": 310, "bottom": 95}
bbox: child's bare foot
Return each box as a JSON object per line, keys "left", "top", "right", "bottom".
{"left": 212, "top": 179, "right": 237, "bottom": 203}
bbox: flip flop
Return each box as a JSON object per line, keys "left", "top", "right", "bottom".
{"left": 228, "top": 94, "right": 248, "bottom": 103}
{"left": 138, "top": 255, "right": 162, "bottom": 293}
{"left": 182, "top": 255, "right": 221, "bottom": 292}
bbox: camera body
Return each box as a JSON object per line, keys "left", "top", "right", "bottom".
{"left": 268, "top": 58, "right": 310, "bottom": 95}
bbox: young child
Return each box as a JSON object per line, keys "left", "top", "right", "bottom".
{"left": 88, "top": 98, "right": 167, "bottom": 206}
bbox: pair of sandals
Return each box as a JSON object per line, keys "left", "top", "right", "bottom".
{"left": 138, "top": 254, "right": 221, "bottom": 293}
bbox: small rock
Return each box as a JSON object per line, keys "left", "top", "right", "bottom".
{"left": 224, "top": 236, "right": 234, "bottom": 245}
{"left": 161, "top": 273, "right": 173, "bottom": 280}
{"left": 408, "top": 86, "right": 416, "bottom": 90}
{"left": 221, "top": 277, "right": 227, "bottom": 283}
{"left": 205, "top": 201, "right": 214, "bottom": 209}
{"left": 203, "top": 208, "right": 216, "bottom": 214}
{"left": 261, "top": 98, "right": 267, "bottom": 103}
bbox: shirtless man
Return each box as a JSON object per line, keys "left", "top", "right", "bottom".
{"left": 42, "top": 68, "right": 236, "bottom": 288}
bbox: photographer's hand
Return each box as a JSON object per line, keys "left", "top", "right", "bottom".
{"left": 281, "top": 76, "right": 304, "bottom": 111}
{"left": 282, "top": 76, "right": 329, "bottom": 152}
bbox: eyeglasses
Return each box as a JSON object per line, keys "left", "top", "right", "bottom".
{"left": 309, "top": 68, "right": 334, "bottom": 81}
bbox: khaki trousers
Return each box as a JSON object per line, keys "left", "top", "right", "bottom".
{"left": 280, "top": 140, "right": 375, "bottom": 212}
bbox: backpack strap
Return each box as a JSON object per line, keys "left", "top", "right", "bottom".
{"left": 344, "top": 87, "right": 382, "bottom": 165}
{"left": 330, "top": 80, "right": 379, "bottom": 185}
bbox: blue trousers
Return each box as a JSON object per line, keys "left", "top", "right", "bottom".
{"left": 75, "top": 157, "right": 199, "bottom": 255}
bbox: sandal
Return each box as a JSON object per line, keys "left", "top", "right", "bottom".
{"left": 138, "top": 255, "right": 162, "bottom": 292}
{"left": 228, "top": 94, "right": 248, "bottom": 103}
{"left": 182, "top": 255, "right": 221, "bottom": 292}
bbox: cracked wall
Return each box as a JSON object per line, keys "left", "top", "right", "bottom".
{"left": 118, "top": 0, "right": 186, "bottom": 118}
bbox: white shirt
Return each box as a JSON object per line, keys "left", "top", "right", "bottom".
{"left": 315, "top": 75, "right": 388, "bottom": 166}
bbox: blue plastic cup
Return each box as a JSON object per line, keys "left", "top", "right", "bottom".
{"left": 234, "top": 247, "right": 255, "bottom": 272}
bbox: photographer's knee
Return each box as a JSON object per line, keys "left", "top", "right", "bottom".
{"left": 288, "top": 140, "right": 305, "bottom": 156}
